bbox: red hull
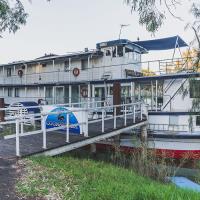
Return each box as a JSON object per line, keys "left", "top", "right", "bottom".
{"left": 95, "top": 143, "right": 200, "bottom": 160}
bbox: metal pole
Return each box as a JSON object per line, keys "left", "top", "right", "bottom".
{"left": 66, "top": 112, "right": 69, "bottom": 143}
{"left": 102, "top": 109, "right": 104, "bottom": 133}
{"left": 156, "top": 80, "right": 158, "bottom": 112}
{"left": 141, "top": 103, "right": 143, "bottom": 120}
{"left": 114, "top": 107, "right": 116, "bottom": 129}
{"left": 124, "top": 105, "right": 127, "bottom": 126}
{"left": 133, "top": 105, "right": 135, "bottom": 123}
{"left": 15, "top": 118, "right": 20, "bottom": 157}
{"left": 69, "top": 85, "right": 72, "bottom": 107}
{"left": 41, "top": 115, "right": 47, "bottom": 149}
{"left": 151, "top": 81, "right": 154, "bottom": 110}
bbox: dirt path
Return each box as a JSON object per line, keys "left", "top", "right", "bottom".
{"left": 0, "top": 157, "right": 22, "bottom": 200}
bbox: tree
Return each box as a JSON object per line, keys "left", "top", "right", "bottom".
{"left": 0, "top": 0, "right": 50, "bottom": 36}
{"left": 125, "top": 0, "right": 184, "bottom": 33}
{"left": 0, "top": 0, "right": 28, "bottom": 36}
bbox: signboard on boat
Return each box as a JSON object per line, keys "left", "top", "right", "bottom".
{"left": 42, "top": 105, "right": 88, "bottom": 134}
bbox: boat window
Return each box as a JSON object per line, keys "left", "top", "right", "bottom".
{"left": 46, "top": 87, "right": 53, "bottom": 98}
{"left": 190, "top": 80, "right": 200, "bottom": 98}
{"left": 117, "top": 46, "right": 123, "bottom": 57}
{"left": 112, "top": 47, "right": 117, "bottom": 57}
{"left": 14, "top": 88, "right": 19, "bottom": 97}
{"left": 7, "top": 88, "right": 12, "bottom": 97}
{"left": 64, "top": 60, "right": 70, "bottom": 71}
{"left": 81, "top": 59, "right": 88, "bottom": 70}
{"left": 7, "top": 68, "right": 12, "bottom": 77}
{"left": 105, "top": 50, "right": 111, "bottom": 56}
{"left": 196, "top": 116, "right": 200, "bottom": 126}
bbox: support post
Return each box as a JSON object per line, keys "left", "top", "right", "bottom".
{"left": 114, "top": 107, "right": 116, "bottom": 129}
{"left": 69, "top": 85, "right": 72, "bottom": 107}
{"left": 41, "top": 114, "right": 47, "bottom": 149}
{"left": 15, "top": 118, "right": 20, "bottom": 157}
{"left": 151, "top": 81, "right": 154, "bottom": 111}
{"left": 66, "top": 112, "right": 69, "bottom": 143}
{"left": 156, "top": 80, "right": 158, "bottom": 112}
{"left": 133, "top": 105, "right": 136, "bottom": 123}
{"left": 124, "top": 105, "right": 127, "bottom": 126}
{"left": 140, "top": 125, "right": 148, "bottom": 143}
{"left": 88, "top": 83, "right": 91, "bottom": 108}
{"left": 102, "top": 109, "right": 104, "bottom": 133}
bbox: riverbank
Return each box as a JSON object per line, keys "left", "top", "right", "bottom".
{"left": 16, "top": 155, "right": 200, "bottom": 200}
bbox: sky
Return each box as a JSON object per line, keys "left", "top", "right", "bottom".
{"left": 0, "top": 0, "right": 196, "bottom": 64}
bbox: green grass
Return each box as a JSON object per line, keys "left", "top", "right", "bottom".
{"left": 17, "top": 156, "right": 200, "bottom": 200}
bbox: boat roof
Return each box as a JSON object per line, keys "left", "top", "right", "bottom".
{"left": 132, "top": 35, "right": 188, "bottom": 51}
{"left": 0, "top": 50, "right": 103, "bottom": 68}
{"left": 96, "top": 39, "right": 148, "bottom": 54}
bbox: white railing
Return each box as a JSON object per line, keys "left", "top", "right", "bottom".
{"left": 0, "top": 101, "right": 147, "bottom": 156}
{"left": 0, "top": 57, "right": 197, "bottom": 85}
{"left": 148, "top": 124, "right": 189, "bottom": 132}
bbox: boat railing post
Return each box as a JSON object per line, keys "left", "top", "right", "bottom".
{"left": 114, "top": 106, "right": 116, "bottom": 129}
{"left": 124, "top": 105, "right": 127, "bottom": 126}
{"left": 84, "top": 109, "right": 89, "bottom": 137}
{"left": 66, "top": 112, "right": 69, "bottom": 142}
{"left": 140, "top": 103, "right": 143, "bottom": 120}
{"left": 41, "top": 114, "right": 47, "bottom": 149}
{"left": 102, "top": 109, "right": 105, "bottom": 133}
{"left": 133, "top": 105, "right": 135, "bottom": 123}
{"left": 15, "top": 117, "right": 20, "bottom": 157}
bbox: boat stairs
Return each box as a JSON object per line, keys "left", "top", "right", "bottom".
{"left": 0, "top": 101, "right": 148, "bottom": 158}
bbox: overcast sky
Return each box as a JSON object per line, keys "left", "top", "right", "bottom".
{"left": 0, "top": 0, "right": 196, "bottom": 64}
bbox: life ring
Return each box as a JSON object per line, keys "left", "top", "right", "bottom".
{"left": 81, "top": 88, "right": 88, "bottom": 98}
{"left": 73, "top": 68, "right": 80, "bottom": 77}
{"left": 18, "top": 70, "right": 23, "bottom": 77}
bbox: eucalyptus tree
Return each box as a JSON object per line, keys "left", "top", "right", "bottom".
{"left": 0, "top": 0, "right": 50, "bottom": 36}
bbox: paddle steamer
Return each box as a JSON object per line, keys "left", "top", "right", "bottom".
{"left": 1, "top": 36, "right": 200, "bottom": 159}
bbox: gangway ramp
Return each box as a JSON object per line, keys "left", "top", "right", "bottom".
{"left": 0, "top": 102, "right": 148, "bottom": 158}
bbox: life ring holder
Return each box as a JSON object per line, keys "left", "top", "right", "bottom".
{"left": 81, "top": 88, "right": 88, "bottom": 98}
{"left": 73, "top": 68, "right": 80, "bottom": 77}
{"left": 18, "top": 69, "right": 23, "bottom": 77}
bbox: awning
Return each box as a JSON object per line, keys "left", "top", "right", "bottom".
{"left": 132, "top": 36, "right": 188, "bottom": 51}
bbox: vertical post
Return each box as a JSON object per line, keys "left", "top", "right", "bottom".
{"left": 37, "top": 86, "right": 40, "bottom": 98}
{"left": 25, "top": 87, "right": 27, "bottom": 98}
{"left": 15, "top": 118, "right": 20, "bottom": 156}
{"left": 43, "top": 86, "right": 46, "bottom": 100}
{"left": 102, "top": 109, "right": 104, "bottom": 133}
{"left": 130, "top": 82, "right": 135, "bottom": 102}
{"left": 140, "top": 103, "right": 143, "bottom": 120}
{"left": 41, "top": 114, "right": 47, "bottom": 149}
{"left": 88, "top": 83, "right": 91, "bottom": 108}
{"left": 52, "top": 86, "right": 55, "bottom": 104}
{"left": 84, "top": 110, "right": 88, "bottom": 137}
{"left": 66, "top": 112, "right": 69, "bottom": 143}
{"left": 133, "top": 105, "right": 135, "bottom": 123}
{"left": 151, "top": 81, "right": 154, "bottom": 111}
{"left": 69, "top": 85, "right": 72, "bottom": 107}
{"left": 156, "top": 80, "right": 158, "bottom": 112}
{"left": 92, "top": 84, "right": 95, "bottom": 109}
{"left": 25, "top": 64, "right": 27, "bottom": 84}
{"left": 88, "top": 56, "right": 90, "bottom": 80}
{"left": 138, "top": 84, "right": 141, "bottom": 101}
{"left": 124, "top": 105, "right": 127, "bottom": 126}
{"left": 114, "top": 107, "right": 116, "bottom": 129}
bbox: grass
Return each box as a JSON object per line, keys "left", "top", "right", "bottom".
{"left": 16, "top": 155, "right": 200, "bottom": 200}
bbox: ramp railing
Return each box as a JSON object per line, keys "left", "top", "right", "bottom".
{"left": 0, "top": 101, "right": 147, "bottom": 157}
